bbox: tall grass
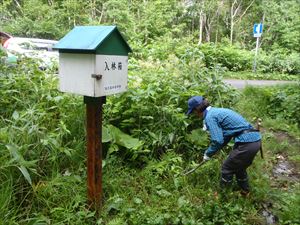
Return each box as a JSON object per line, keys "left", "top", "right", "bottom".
{"left": 0, "top": 57, "right": 299, "bottom": 224}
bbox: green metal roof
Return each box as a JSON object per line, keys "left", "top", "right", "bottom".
{"left": 54, "top": 26, "right": 132, "bottom": 54}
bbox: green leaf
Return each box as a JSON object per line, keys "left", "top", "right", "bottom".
{"left": 178, "top": 196, "right": 189, "bottom": 207}
{"left": 186, "top": 128, "right": 209, "bottom": 148}
{"left": 108, "top": 144, "right": 119, "bottom": 155}
{"left": 18, "top": 165, "right": 32, "bottom": 185}
{"left": 156, "top": 189, "right": 171, "bottom": 197}
{"left": 12, "top": 111, "right": 19, "bottom": 120}
{"left": 107, "top": 197, "right": 124, "bottom": 213}
{"left": 107, "top": 125, "right": 143, "bottom": 149}
{"left": 6, "top": 144, "right": 33, "bottom": 186}
{"left": 133, "top": 197, "right": 143, "bottom": 204}
{"left": 6, "top": 144, "right": 22, "bottom": 162}
{"left": 102, "top": 125, "right": 112, "bottom": 143}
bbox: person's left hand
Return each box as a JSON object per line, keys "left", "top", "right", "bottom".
{"left": 203, "top": 154, "right": 210, "bottom": 161}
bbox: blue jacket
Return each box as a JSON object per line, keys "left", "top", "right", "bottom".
{"left": 204, "top": 107, "right": 261, "bottom": 157}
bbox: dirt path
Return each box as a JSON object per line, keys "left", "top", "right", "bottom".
{"left": 224, "top": 79, "right": 295, "bottom": 89}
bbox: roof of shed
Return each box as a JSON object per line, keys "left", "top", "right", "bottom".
{"left": 54, "top": 26, "right": 131, "bottom": 52}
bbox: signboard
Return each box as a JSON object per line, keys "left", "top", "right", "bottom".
{"left": 95, "top": 55, "right": 128, "bottom": 96}
{"left": 253, "top": 23, "right": 263, "bottom": 37}
{"left": 55, "top": 25, "right": 132, "bottom": 210}
{"left": 58, "top": 54, "right": 128, "bottom": 97}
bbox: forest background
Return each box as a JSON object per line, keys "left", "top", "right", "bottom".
{"left": 1, "top": 0, "right": 300, "bottom": 75}
{"left": 0, "top": 0, "right": 300, "bottom": 224}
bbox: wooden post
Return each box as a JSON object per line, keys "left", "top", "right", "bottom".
{"left": 84, "top": 96, "right": 105, "bottom": 210}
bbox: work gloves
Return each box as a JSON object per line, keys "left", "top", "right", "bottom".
{"left": 203, "top": 153, "right": 210, "bottom": 161}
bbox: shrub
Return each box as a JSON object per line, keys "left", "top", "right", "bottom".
{"left": 104, "top": 57, "right": 238, "bottom": 159}
{"left": 259, "top": 49, "right": 300, "bottom": 74}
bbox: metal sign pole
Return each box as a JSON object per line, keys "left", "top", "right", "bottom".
{"left": 84, "top": 96, "right": 105, "bottom": 210}
{"left": 253, "top": 36, "right": 260, "bottom": 73}
{"left": 253, "top": 23, "right": 263, "bottom": 73}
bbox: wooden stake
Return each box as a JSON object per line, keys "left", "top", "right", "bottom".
{"left": 257, "top": 118, "right": 264, "bottom": 159}
{"left": 84, "top": 96, "right": 105, "bottom": 210}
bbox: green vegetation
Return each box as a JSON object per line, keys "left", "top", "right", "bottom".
{"left": 1, "top": 53, "right": 299, "bottom": 224}
{"left": 1, "top": 0, "right": 300, "bottom": 77}
{"left": 1, "top": 0, "right": 299, "bottom": 224}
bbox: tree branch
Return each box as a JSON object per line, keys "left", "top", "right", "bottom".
{"left": 237, "top": 0, "right": 255, "bottom": 23}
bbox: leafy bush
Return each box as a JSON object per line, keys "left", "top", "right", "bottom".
{"left": 141, "top": 38, "right": 300, "bottom": 76}
{"left": 205, "top": 43, "right": 253, "bottom": 71}
{"left": 0, "top": 53, "right": 238, "bottom": 222}
{"left": 237, "top": 84, "right": 300, "bottom": 127}
{"left": 259, "top": 49, "right": 300, "bottom": 74}
{"left": 136, "top": 38, "right": 253, "bottom": 72}
{"left": 274, "top": 189, "right": 300, "bottom": 224}
{"left": 1, "top": 46, "right": 298, "bottom": 224}
{"left": 105, "top": 57, "right": 238, "bottom": 160}
{"left": 268, "top": 84, "right": 300, "bottom": 125}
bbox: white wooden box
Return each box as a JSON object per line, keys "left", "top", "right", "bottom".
{"left": 59, "top": 53, "right": 128, "bottom": 97}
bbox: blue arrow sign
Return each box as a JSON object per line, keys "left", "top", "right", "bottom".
{"left": 253, "top": 23, "right": 263, "bottom": 37}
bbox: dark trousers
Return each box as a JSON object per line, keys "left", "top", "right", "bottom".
{"left": 221, "top": 140, "right": 261, "bottom": 191}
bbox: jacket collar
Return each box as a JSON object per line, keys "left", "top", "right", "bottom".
{"left": 203, "top": 106, "right": 212, "bottom": 119}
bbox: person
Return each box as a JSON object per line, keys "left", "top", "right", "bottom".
{"left": 186, "top": 96, "right": 261, "bottom": 195}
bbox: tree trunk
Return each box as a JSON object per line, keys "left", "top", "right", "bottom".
{"left": 230, "top": 21, "right": 234, "bottom": 44}
{"left": 198, "top": 9, "right": 203, "bottom": 45}
{"left": 230, "top": 0, "right": 255, "bottom": 44}
{"left": 205, "top": 16, "right": 211, "bottom": 42}
{"left": 98, "top": 3, "right": 104, "bottom": 23}
{"left": 230, "top": 0, "right": 238, "bottom": 44}
{"left": 215, "top": 0, "right": 224, "bottom": 44}
{"left": 215, "top": 13, "right": 219, "bottom": 44}
{"left": 90, "top": 0, "right": 96, "bottom": 21}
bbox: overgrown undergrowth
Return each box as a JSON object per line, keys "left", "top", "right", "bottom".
{"left": 0, "top": 59, "right": 299, "bottom": 224}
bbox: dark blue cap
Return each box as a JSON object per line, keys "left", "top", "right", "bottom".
{"left": 186, "top": 96, "right": 204, "bottom": 115}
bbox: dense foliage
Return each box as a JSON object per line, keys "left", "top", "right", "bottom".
{"left": 1, "top": 0, "right": 300, "bottom": 50}
{"left": 1, "top": 0, "right": 300, "bottom": 75}
{"left": 1, "top": 50, "right": 300, "bottom": 224}
{"left": 0, "top": 0, "right": 299, "bottom": 224}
